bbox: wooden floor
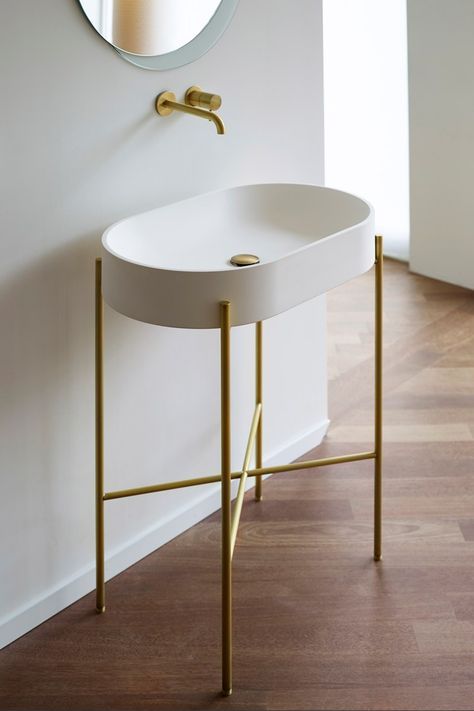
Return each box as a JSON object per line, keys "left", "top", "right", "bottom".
{"left": 1, "top": 260, "right": 474, "bottom": 711}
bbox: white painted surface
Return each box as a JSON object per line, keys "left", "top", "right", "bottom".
{"left": 323, "top": 0, "right": 410, "bottom": 261}
{"left": 0, "top": 415, "right": 329, "bottom": 649}
{"left": 0, "top": 0, "right": 326, "bottom": 646}
{"left": 408, "top": 0, "right": 474, "bottom": 289}
{"left": 102, "top": 183, "right": 374, "bottom": 328}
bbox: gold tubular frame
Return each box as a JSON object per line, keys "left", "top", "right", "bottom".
{"left": 374, "top": 235, "right": 383, "bottom": 561}
{"left": 94, "top": 235, "right": 383, "bottom": 695}
{"left": 220, "top": 301, "right": 232, "bottom": 696}
{"left": 95, "top": 259, "right": 105, "bottom": 614}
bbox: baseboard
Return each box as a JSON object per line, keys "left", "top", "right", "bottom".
{"left": 0, "top": 417, "right": 329, "bottom": 650}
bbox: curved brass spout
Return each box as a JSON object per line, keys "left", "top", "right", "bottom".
{"left": 156, "top": 91, "right": 225, "bottom": 135}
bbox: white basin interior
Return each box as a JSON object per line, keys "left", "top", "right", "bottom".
{"left": 105, "top": 184, "right": 371, "bottom": 272}
{"left": 102, "top": 183, "right": 374, "bottom": 328}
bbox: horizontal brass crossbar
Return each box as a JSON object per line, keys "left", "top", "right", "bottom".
{"left": 103, "top": 450, "right": 376, "bottom": 501}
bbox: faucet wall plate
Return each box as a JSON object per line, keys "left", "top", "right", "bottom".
{"left": 155, "top": 91, "right": 176, "bottom": 116}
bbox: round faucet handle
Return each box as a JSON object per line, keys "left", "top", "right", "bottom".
{"left": 185, "top": 85, "right": 222, "bottom": 111}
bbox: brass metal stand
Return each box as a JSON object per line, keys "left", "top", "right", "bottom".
{"left": 255, "top": 320, "right": 263, "bottom": 502}
{"left": 220, "top": 301, "right": 232, "bottom": 696}
{"left": 374, "top": 235, "right": 383, "bottom": 561}
{"left": 95, "top": 259, "right": 105, "bottom": 614}
{"left": 94, "top": 235, "right": 383, "bottom": 695}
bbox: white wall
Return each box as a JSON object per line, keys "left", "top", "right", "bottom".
{"left": 0, "top": 0, "right": 327, "bottom": 647}
{"left": 323, "top": 0, "right": 410, "bottom": 261}
{"left": 408, "top": 0, "right": 474, "bottom": 289}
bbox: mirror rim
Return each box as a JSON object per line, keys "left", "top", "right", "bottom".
{"left": 78, "top": 0, "right": 239, "bottom": 71}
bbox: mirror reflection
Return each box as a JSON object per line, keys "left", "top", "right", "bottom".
{"left": 79, "top": 0, "right": 223, "bottom": 56}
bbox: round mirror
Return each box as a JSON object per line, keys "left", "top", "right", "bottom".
{"left": 78, "top": 0, "right": 239, "bottom": 70}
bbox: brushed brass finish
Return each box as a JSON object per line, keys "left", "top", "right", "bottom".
{"left": 230, "top": 403, "right": 262, "bottom": 556}
{"left": 255, "top": 321, "right": 263, "bottom": 501}
{"left": 155, "top": 90, "right": 176, "bottom": 116}
{"left": 230, "top": 254, "right": 260, "bottom": 267}
{"left": 185, "top": 85, "right": 222, "bottom": 111}
{"left": 155, "top": 90, "right": 225, "bottom": 134}
{"left": 220, "top": 301, "right": 232, "bottom": 697}
{"left": 103, "top": 450, "right": 377, "bottom": 501}
{"left": 95, "top": 259, "right": 105, "bottom": 614}
{"left": 241, "top": 449, "right": 377, "bottom": 477}
{"left": 94, "top": 236, "right": 383, "bottom": 694}
{"left": 374, "top": 235, "right": 383, "bottom": 561}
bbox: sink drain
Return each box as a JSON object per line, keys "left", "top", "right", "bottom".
{"left": 230, "top": 254, "right": 260, "bottom": 267}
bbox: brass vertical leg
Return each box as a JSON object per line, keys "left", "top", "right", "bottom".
{"left": 374, "top": 236, "right": 383, "bottom": 562}
{"left": 255, "top": 321, "right": 263, "bottom": 501}
{"left": 95, "top": 258, "right": 106, "bottom": 612}
{"left": 220, "top": 301, "right": 232, "bottom": 696}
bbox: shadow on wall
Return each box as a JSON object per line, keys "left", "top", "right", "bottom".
{"left": 0, "top": 236, "right": 119, "bottom": 603}
{"left": 0, "top": 235, "right": 222, "bottom": 621}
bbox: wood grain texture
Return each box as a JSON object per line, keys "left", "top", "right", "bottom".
{"left": 1, "top": 259, "right": 473, "bottom": 710}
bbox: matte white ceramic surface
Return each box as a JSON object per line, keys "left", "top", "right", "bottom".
{"left": 102, "top": 183, "right": 375, "bottom": 329}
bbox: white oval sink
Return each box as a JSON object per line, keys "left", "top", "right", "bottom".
{"left": 102, "top": 183, "right": 374, "bottom": 329}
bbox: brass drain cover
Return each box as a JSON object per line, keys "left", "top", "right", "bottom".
{"left": 230, "top": 253, "right": 260, "bottom": 267}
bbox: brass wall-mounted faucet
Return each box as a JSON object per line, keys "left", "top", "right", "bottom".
{"left": 156, "top": 85, "right": 225, "bottom": 134}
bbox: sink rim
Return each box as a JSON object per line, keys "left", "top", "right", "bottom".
{"left": 101, "top": 182, "right": 376, "bottom": 329}
{"left": 102, "top": 182, "right": 374, "bottom": 275}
